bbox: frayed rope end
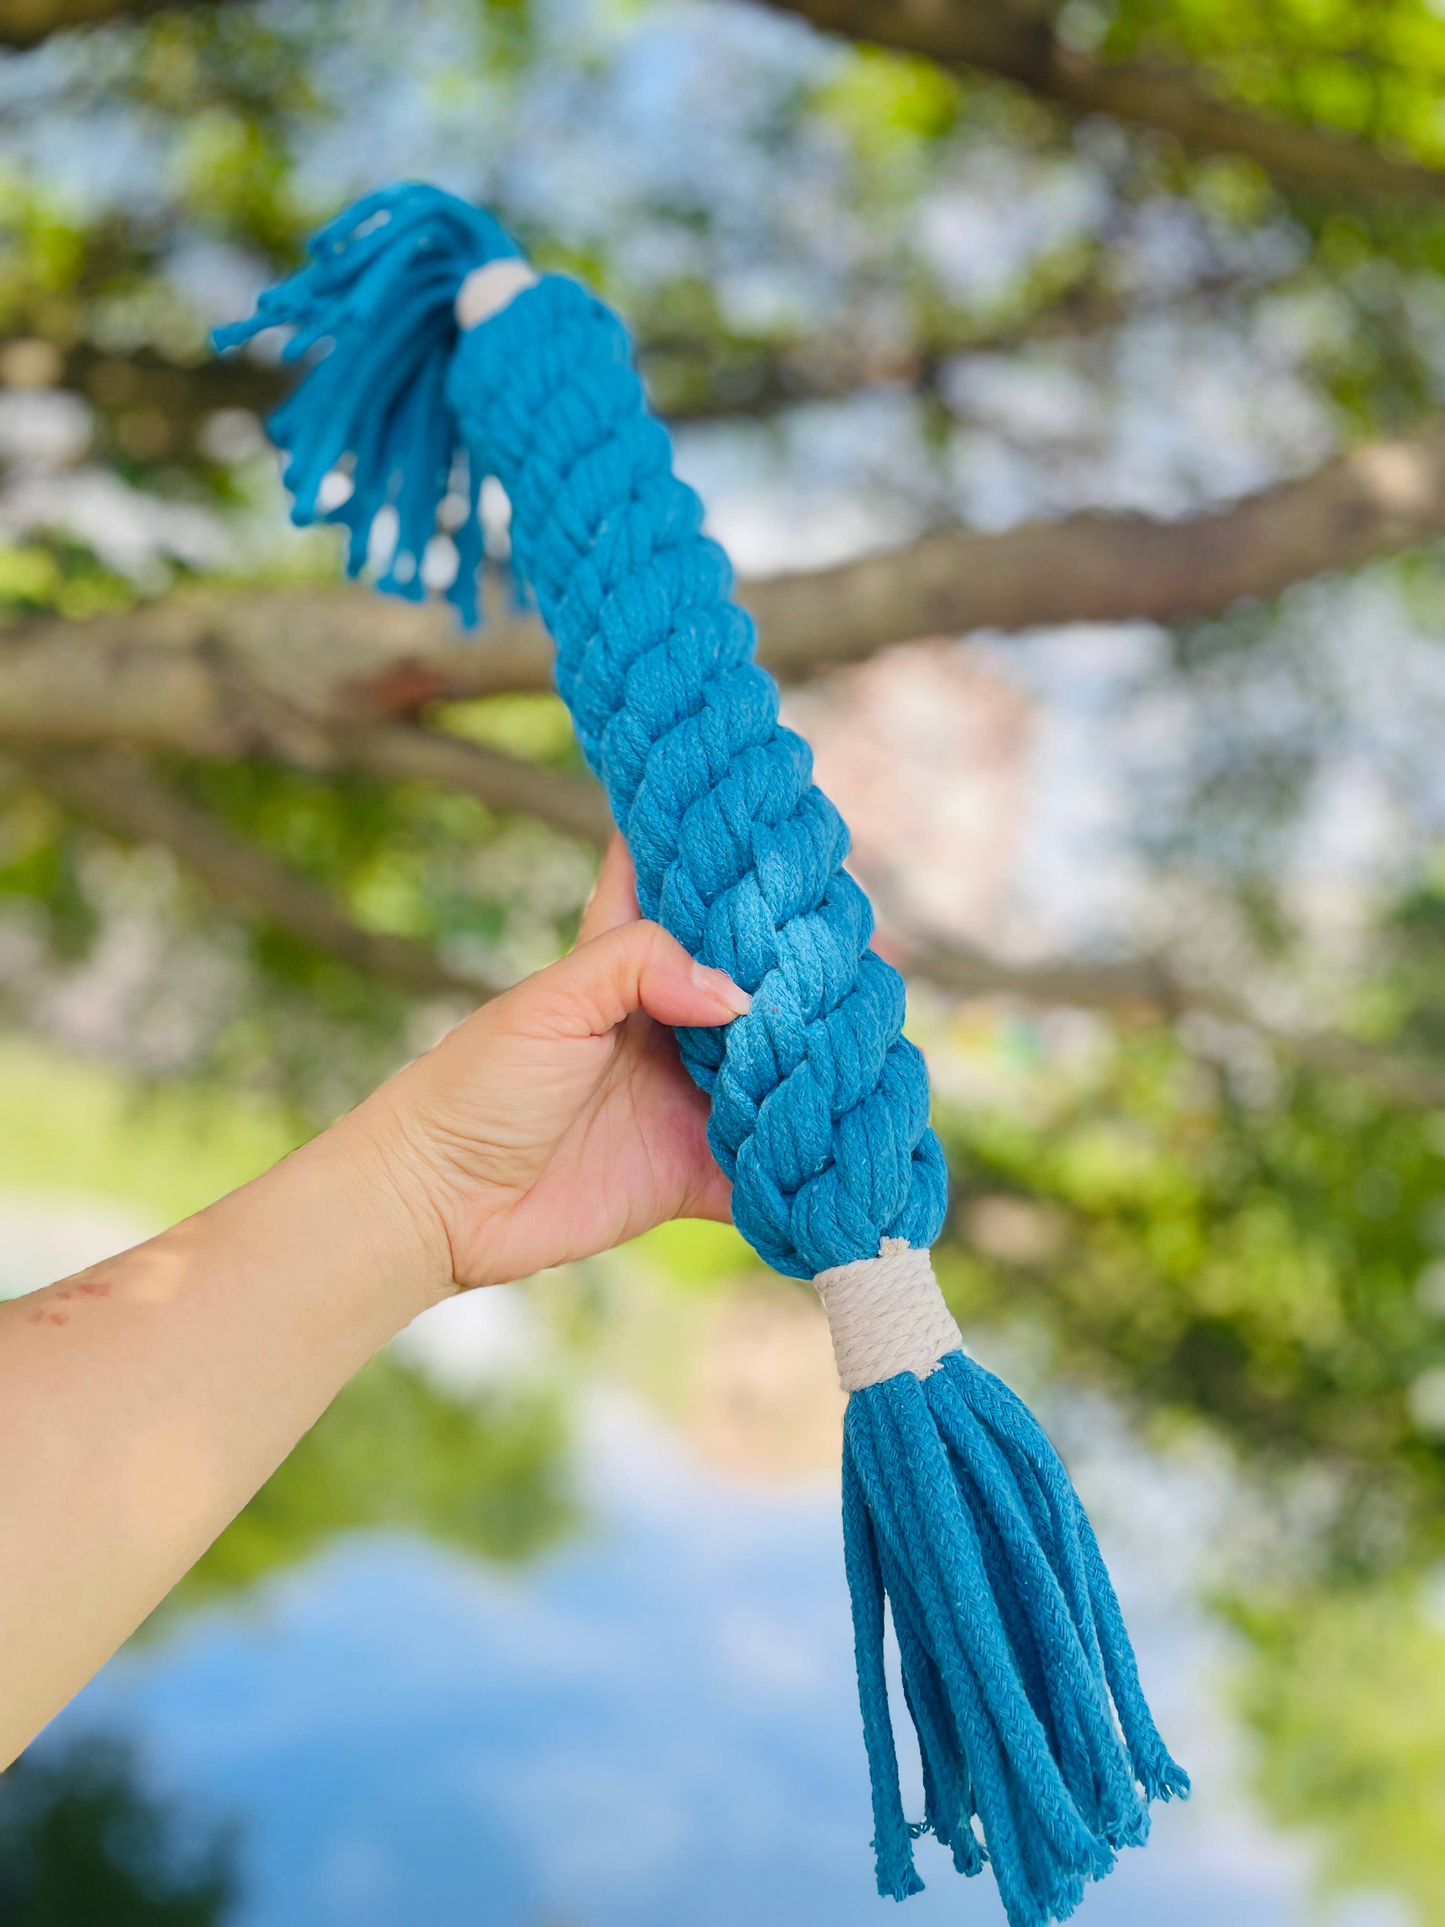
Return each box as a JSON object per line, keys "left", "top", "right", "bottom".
{"left": 879, "top": 1859, "right": 927, "bottom": 1903}
{"left": 212, "top": 182, "right": 525, "bottom": 629}
{"left": 840, "top": 1344, "right": 1187, "bottom": 1927}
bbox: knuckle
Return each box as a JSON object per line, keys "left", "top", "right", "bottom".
{"left": 620, "top": 916, "right": 667, "bottom": 955}
{"left": 639, "top": 919, "right": 682, "bottom": 963}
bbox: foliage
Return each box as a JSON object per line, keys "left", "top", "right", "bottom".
{"left": 933, "top": 1018, "right": 1445, "bottom": 1916}
{"left": 1102, "top": 0, "right": 1445, "bottom": 168}
{"left": 1233, "top": 1579, "right": 1445, "bottom": 1919}
{"left": 0, "top": 1736, "right": 237, "bottom": 1926}
{"left": 939, "top": 1032, "right": 1445, "bottom": 1571}
{"left": 1099, "top": 0, "right": 1445, "bottom": 426}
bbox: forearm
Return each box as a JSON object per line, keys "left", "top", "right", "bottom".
{"left": 0, "top": 1101, "right": 450, "bottom": 1766}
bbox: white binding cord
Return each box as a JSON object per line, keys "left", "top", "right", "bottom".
{"left": 456, "top": 259, "right": 540, "bottom": 331}
{"left": 813, "top": 1238, "right": 964, "bottom": 1393}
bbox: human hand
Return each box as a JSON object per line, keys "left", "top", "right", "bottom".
{"left": 357, "top": 834, "right": 749, "bottom": 1295}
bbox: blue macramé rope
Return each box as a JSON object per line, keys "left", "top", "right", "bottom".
{"left": 215, "top": 182, "right": 1187, "bottom": 1927}
{"left": 445, "top": 271, "right": 948, "bottom": 1278}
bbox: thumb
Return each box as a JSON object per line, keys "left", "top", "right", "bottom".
{"left": 521, "top": 918, "right": 752, "bottom": 1041}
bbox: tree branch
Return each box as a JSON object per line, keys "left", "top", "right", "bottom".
{"left": 47, "top": 222, "right": 1187, "bottom": 454}
{"left": 59, "top": 344, "right": 289, "bottom": 464}
{"left": 0, "top": 0, "right": 243, "bottom": 45}
{"left": 904, "top": 929, "right": 1445, "bottom": 1108}
{"left": 0, "top": 584, "right": 611, "bottom": 842}
{"left": 6, "top": 410, "right": 1445, "bottom": 756}
{"left": 26, "top": 741, "right": 1439, "bottom": 1101}
{"left": 52, "top": 275, "right": 1139, "bottom": 456}
{"left": 755, "top": 422, "right": 1445, "bottom": 673}
{"left": 761, "top": 0, "right": 1445, "bottom": 204}
{"left": 23, "top": 748, "right": 492, "bottom": 1001}
{"left": 338, "top": 723, "right": 614, "bottom": 845}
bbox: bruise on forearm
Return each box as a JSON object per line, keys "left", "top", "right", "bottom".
{"left": 22, "top": 1271, "right": 115, "bottom": 1327}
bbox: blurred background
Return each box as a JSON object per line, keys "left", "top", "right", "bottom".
{"left": 5, "top": 0, "right": 1445, "bottom": 1920}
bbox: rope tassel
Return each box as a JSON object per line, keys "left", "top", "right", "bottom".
{"left": 216, "top": 182, "right": 1187, "bottom": 1927}
{"left": 819, "top": 1242, "right": 1186, "bottom": 1921}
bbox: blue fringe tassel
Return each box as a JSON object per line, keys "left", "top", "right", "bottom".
{"left": 843, "top": 1350, "right": 1189, "bottom": 1927}
{"left": 212, "top": 182, "right": 521, "bottom": 627}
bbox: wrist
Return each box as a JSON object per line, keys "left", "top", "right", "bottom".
{"left": 329, "top": 1085, "right": 462, "bottom": 1317}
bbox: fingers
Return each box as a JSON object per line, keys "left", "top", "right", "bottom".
{"left": 577, "top": 833, "right": 639, "bottom": 944}
{"left": 527, "top": 916, "right": 751, "bottom": 1040}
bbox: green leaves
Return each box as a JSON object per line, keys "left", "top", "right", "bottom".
{"left": 1234, "top": 1580, "right": 1445, "bottom": 1918}
{"left": 1104, "top": 0, "right": 1445, "bottom": 168}
{"left": 0, "top": 1737, "right": 237, "bottom": 1927}
{"left": 939, "top": 1034, "right": 1445, "bottom": 1565}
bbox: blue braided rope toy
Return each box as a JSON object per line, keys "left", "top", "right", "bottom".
{"left": 216, "top": 182, "right": 1186, "bottom": 1927}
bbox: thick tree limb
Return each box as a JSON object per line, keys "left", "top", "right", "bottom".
{"left": 757, "top": 423, "right": 1445, "bottom": 671}
{"left": 25, "top": 748, "right": 492, "bottom": 1001}
{"left": 0, "top": 583, "right": 611, "bottom": 841}
{"left": 0, "top": 584, "right": 559, "bottom": 741}
{"left": 6, "top": 411, "right": 1445, "bottom": 760}
{"left": 761, "top": 0, "right": 1445, "bottom": 204}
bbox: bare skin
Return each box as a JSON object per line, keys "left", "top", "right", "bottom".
{"left": 0, "top": 835, "right": 748, "bottom": 1767}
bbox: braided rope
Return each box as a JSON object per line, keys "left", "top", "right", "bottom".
{"left": 448, "top": 268, "right": 948, "bottom": 1280}
{"left": 460, "top": 259, "right": 957, "bottom": 1351}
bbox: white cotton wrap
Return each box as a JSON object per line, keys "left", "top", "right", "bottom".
{"left": 813, "top": 1239, "right": 964, "bottom": 1393}
{"left": 456, "top": 259, "right": 540, "bottom": 330}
